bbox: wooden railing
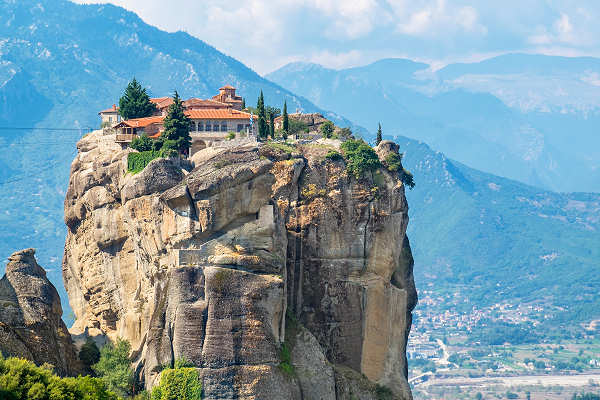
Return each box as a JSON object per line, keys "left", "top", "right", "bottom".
{"left": 116, "top": 133, "right": 135, "bottom": 142}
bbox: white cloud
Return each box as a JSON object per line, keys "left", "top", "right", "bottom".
{"left": 72, "top": 0, "right": 600, "bottom": 73}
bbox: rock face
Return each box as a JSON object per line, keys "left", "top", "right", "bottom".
{"left": 0, "top": 248, "right": 80, "bottom": 376}
{"left": 63, "top": 131, "right": 417, "bottom": 399}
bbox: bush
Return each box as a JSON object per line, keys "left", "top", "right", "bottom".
{"left": 130, "top": 134, "right": 154, "bottom": 152}
{"left": 320, "top": 121, "right": 335, "bottom": 138}
{"left": 288, "top": 119, "right": 308, "bottom": 136}
{"left": 93, "top": 338, "right": 133, "bottom": 397}
{"left": 325, "top": 150, "right": 343, "bottom": 161}
{"left": 151, "top": 367, "right": 201, "bottom": 400}
{"left": 384, "top": 152, "right": 415, "bottom": 189}
{"left": 340, "top": 139, "right": 381, "bottom": 179}
{"left": 79, "top": 339, "right": 101, "bottom": 369}
{"left": 225, "top": 131, "right": 236, "bottom": 141}
{"left": 0, "top": 356, "right": 118, "bottom": 400}
{"left": 127, "top": 150, "right": 173, "bottom": 174}
{"left": 278, "top": 343, "right": 294, "bottom": 377}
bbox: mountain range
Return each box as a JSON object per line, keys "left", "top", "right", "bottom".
{"left": 0, "top": 0, "right": 598, "bottom": 334}
{"left": 267, "top": 56, "right": 600, "bottom": 193}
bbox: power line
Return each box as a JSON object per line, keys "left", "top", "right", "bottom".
{"left": 0, "top": 127, "right": 93, "bottom": 131}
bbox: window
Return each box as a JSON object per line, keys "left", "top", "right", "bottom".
{"left": 205, "top": 122, "right": 211, "bottom": 132}
{"left": 221, "top": 123, "right": 228, "bottom": 132}
{"left": 237, "top": 124, "right": 243, "bottom": 132}
{"left": 109, "top": 116, "right": 113, "bottom": 122}
{"left": 213, "top": 123, "right": 219, "bottom": 132}
{"left": 198, "top": 122, "right": 204, "bottom": 131}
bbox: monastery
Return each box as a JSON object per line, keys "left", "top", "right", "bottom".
{"left": 99, "top": 85, "right": 255, "bottom": 156}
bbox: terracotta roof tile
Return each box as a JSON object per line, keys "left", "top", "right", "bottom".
{"left": 185, "top": 109, "right": 252, "bottom": 120}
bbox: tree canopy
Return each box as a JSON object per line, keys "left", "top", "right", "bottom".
{"left": 282, "top": 101, "right": 289, "bottom": 137}
{"left": 0, "top": 355, "right": 118, "bottom": 400}
{"left": 93, "top": 338, "right": 133, "bottom": 398}
{"left": 340, "top": 139, "right": 381, "bottom": 179}
{"left": 161, "top": 91, "right": 191, "bottom": 155}
{"left": 257, "top": 91, "right": 268, "bottom": 139}
{"left": 118, "top": 78, "right": 157, "bottom": 120}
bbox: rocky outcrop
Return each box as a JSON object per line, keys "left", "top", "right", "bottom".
{"left": 63, "top": 131, "right": 417, "bottom": 399}
{"left": 0, "top": 248, "right": 80, "bottom": 376}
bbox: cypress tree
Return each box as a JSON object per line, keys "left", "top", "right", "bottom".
{"left": 376, "top": 123, "right": 383, "bottom": 145}
{"left": 257, "top": 91, "right": 268, "bottom": 139}
{"left": 162, "top": 91, "right": 191, "bottom": 155}
{"left": 241, "top": 98, "right": 246, "bottom": 110}
{"left": 118, "top": 78, "right": 157, "bottom": 120}
{"left": 269, "top": 114, "right": 275, "bottom": 138}
{"left": 282, "top": 100, "right": 289, "bottom": 135}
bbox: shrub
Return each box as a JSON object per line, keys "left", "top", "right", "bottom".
{"left": 93, "top": 338, "right": 133, "bottom": 397}
{"left": 288, "top": 119, "right": 308, "bottom": 136}
{"left": 384, "top": 153, "right": 402, "bottom": 172}
{"left": 151, "top": 367, "right": 201, "bottom": 400}
{"left": 325, "top": 150, "right": 343, "bottom": 161}
{"left": 0, "top": 355, "right": 117, "bottom": 400}
{"left": 374, "top": 384, "right": 394, "bottom": 400}
{"left": 130, "top": 134, "right": 154, "bottom": 152}
{"left": 79, "top": 339, "right": 101, "bottom": 369}
{"left": 127, "top": 150, "right": 173, "bottom": 174}
{"left": 340, "top": 139, "right": 381, "bottom": 179}
{"left": 225, "top": 131, "right": 236, "bottom": 141}
{"left": 320, "top": 120, "right": 335, "bottom": 138}
{"left": 384, "top": 152, "right": 415, "bottom": 189}
{"left": 174, "top": 358, "right": 195, "bottom": 369}
{"left": 278, "top": 343, "right": 294, "bottom": 377}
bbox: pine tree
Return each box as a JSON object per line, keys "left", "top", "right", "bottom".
{"left": 282, "top": 100, "right": 289, "bottom": 135}
{"left": 257, "top": 91, "right": 268, "bottom": 139}
{"left": 376, "top": 123, "right": 383, "bottom": 145}
{"left": 241, "top": 98, "right": 246, "bottom": 110}
{"left": 118, "top": 78, "right": 157, "bottom": 120}
{"left": 162, "top": 91, "right": 191, "bottom": 155}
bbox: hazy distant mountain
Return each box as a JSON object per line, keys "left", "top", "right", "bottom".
{"left": 399, "top": 136, "right": 599, "bottom": 333}
{"left": 267, "top": 55, "right": 600, "bottom": 193}
{"left": 0, "top": 0, "right": 354, "bottom": 311}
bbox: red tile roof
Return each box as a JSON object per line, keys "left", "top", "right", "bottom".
{"left": 150, "top": 97, "right": 173, "bottom": 109}
{"left": 99, "top": 104, "right": 118, "bottom": 114}
{"left": 220, "top": 85, "right": 236, "bottom": 90}
{"left": 185, "top": 109, "right": 252, "bottom": 120}
{"left": 114, "top": 116, "right": 165, "bottom": 128}
{"left": 183, "top": 98, "right": 230, "bottom": 108}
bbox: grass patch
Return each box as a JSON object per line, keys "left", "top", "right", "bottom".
{"left": 265, "top": 141, "right": 296, "bottom": 154}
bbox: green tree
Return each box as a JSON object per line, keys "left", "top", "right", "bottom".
{"left": 320, "top": 120, "right": 335, "bottom": 139}
{"left": 118, "top": 78, "right": 157, "bottom": 120}
{"left": 0, "top": 355, "right": 117, "bottom": 400}
{"left": 93, "top": 338, "right": 134, "bottom": 397}
{"left": 257, "top": 91, "right": 268, "bottom": 139}
{"left": 241, "top": 98, "right": 246, "bottom": 109}
{"left": 282, "top": 101, "right": 289, "bottom": 137}
{"left": 79, "top": 339, "right": 101, "bottom": 370}
{"left": 340, "top": 139, "right": 381, "bottom": 179}
{"left": 130, "top": 134, "right": 154, "bottom": 152}
{"left": 161, "top": 91, "right": 191, "bottom": 155}
{"left": 151, "top": 367, "right": 201, "bottom": 400}
{"left": 376, "top": 123, "right": 383, "bottom": 145}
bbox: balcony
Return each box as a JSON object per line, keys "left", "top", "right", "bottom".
{"left": 116, "top": 133, "right": 135, "bottom": 143}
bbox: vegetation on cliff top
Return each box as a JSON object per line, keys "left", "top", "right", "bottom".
{"left": 340, "top": 139, "right": 381, "bottom": 179}
{"left": 150, "top": 360, "right": 201, "bottom": 400}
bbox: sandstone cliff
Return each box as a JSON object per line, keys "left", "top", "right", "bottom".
{"left": 0, "top": 248, "right": 80, "bottom": 376}
{"left": 63, "top": 131, "right": 417, "bottom": 399}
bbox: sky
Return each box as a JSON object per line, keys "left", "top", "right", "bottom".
{"left": 73, "top": 0, "right": 600, "bottom": 74}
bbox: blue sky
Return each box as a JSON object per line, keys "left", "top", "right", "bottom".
{"left": 74, "top": 0, "right": 600, "bottom": 74}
